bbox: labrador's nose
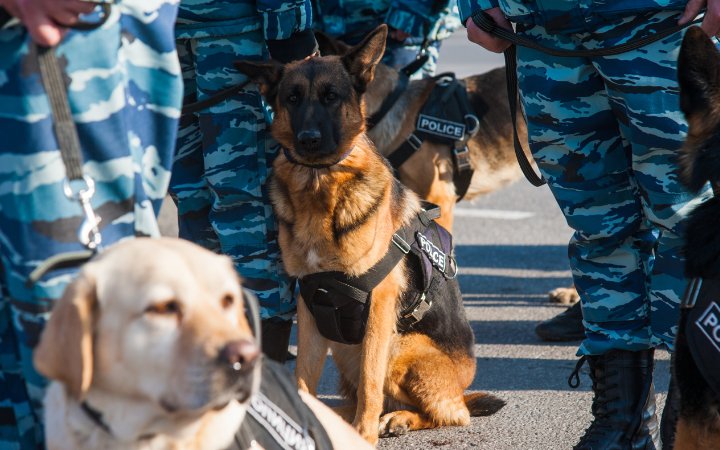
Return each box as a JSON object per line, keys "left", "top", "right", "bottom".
{"left": 218, "top": 339, "right": 259, "bottom": 373}
{"left": 297, "top": 129, "right": 321, "bottom": 153}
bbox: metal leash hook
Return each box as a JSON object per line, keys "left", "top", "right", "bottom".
{"left": 63, "top": 175, "right": 102, "bottom": 251}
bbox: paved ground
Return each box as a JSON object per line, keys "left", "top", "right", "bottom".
{"left": 158, "top": 31, "right": 672, "bottom": 450}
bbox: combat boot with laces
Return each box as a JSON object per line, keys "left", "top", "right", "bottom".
{"left": 569, "top": 349, "right": 659, "bottom": 450}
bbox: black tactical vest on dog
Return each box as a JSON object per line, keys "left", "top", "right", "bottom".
{"left": 682, "top": 277, "right": 720, "bottom": 398}
{"left": 298, "top": 204, "right": 457, "bottom": 345}
{"left": 231, "top": 360, "right": 332, "bottom": 450}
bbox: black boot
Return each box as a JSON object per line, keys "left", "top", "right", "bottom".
{"left": 535, "top": 302, "right": 585, "bottom": 341}
{"left": 569, "top": 349, "right": 660, "bottom": 450}
{"left": 660, "top": 377, "right": 679, "bottom": 449}
{"left": 260, "top": 319, "right": 293, "bottom": 363}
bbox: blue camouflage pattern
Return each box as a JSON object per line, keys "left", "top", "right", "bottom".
{"left": 312, "top": 0, "right": 461, "bottom": 78}
{"left": 170, "top": 0, "right": 311, "bottom": 322}
{"left": 507, "top": 10, "right": 711, "bottom": 355}
{"left": 0, "top": 2, "right": 183, "bottom": 448}
{"left": 457, "top": 0, "right": 690, "bottom": 33}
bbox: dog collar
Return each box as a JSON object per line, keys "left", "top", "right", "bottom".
{"left": 81, "top": 401, "right": 114, "bottom": 436}
{"left": 282, "top": 146, "right": 354, "bottom": 169}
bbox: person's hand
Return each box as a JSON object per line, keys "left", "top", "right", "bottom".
{"left": 679, "top": 0, "right": 720, "bottom": 37}
{"left": 465, "top": 7, "right": 512, "bottom": 53}
{"left": 0, "top": 0, "right": 97, "bottom": 46}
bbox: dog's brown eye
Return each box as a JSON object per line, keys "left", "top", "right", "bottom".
{"left": 324, "top": 92, "right": 337, "bottom": 103}
{"left": 287, "top": 93, "right": 299, "bottom": 104}
{"left": 221, "top": 294, "right": 234, "bottom": 309}
{"left": 145, "top": 300, "right": 182, "bottom": 317}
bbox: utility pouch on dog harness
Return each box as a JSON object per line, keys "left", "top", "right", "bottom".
{"left": 682, "top": 277, "right": 720, "bottom": 398}
{"left": 385, "top": 73, "right": 481, "bottom": 200}
{"left": 298, "top": 203, "right": 457, "bottom": 345}
{"left": 233, "top": 360, "right": 332, "bottom": 450}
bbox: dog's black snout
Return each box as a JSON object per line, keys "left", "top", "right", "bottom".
{"left": 298, "top": 129, "right": 322, "bottom": 152}
{"left": 219, "top": 339, "right": 259, "bottom": 373}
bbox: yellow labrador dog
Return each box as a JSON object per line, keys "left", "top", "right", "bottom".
{"left": 34, "top": 237, "right": 370, "bottom": 450}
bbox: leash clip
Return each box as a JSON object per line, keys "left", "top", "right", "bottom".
{"left": 64, "top": 175, "right": 103, "bottom": 251}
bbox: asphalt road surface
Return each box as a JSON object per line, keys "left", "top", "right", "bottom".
{"left": 158, "top": 30, "right": 671, "bottom": 450}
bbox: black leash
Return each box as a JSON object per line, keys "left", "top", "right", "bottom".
{"left": 181, "top": 80, "right": 251, "bottom": 116}
{"left": 25, "top": 4, "right": 113, "bottom": 285}
{"left": 470, "top": 11, "right": 702, "bottom": 187}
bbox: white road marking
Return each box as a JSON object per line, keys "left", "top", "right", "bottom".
{"left": 454, "top": 208, "right": 535, "bottom": 220}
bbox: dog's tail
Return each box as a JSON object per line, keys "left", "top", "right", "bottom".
{"left": 464, "top": 392, "right": 506, "bottom": 417}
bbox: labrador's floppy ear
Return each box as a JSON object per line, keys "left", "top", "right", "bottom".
{"left": 341, "top": 24, "right": 388, "bottom": 93}
{"left": 33, "top": 269, "right": 97, "bottom": 400}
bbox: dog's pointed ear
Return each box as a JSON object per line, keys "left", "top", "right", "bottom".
{"left": 33, "top": 269, "right": 97, "bottom": 400}
{"left": 314, "top": 29, "right": 352, "bottom": 56}
{"left": 342, "top": 24, "right": 388, "bottom": 93}
{"left": 677, "top": 26, "right": 720, "bottom": 191}
{"left": 678, "top": 26, "right": 720, "bottom": 121}
{"left": 234, "top": 60, "right": 284, "bottom": 103}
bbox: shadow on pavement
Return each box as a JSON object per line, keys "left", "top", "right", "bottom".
{"left": 470, "top": 357, "right": 671, "bottom": 393}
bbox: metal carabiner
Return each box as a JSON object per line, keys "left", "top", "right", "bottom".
{"left": 63, "top": 175, "right": 103, "bottom": 251}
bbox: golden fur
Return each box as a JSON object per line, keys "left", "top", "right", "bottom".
{"left": 34, "top": 238, "right": 371, "bottom": 450}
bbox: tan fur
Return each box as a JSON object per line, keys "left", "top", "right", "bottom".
{"left": 34, "top": 238, "right": 370, "bottom": 450}
{"left": 675, "top": 417, "right": 720, "bottom": 450}
{"left": 280, "top": 141, "right": 482, "bottom": 444}
{"left": 235, "top": 26, "right": 501, "bottom": 445}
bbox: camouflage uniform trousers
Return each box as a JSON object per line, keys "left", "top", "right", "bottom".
{"left": 516, "top": 11, "right": 713, "bottom": 356}
{"left": 0, "top": 2, "right": 183, "bottom": 448}
{"left": 170, "top": 30, "right": 294, "bottom": 321}
{"left": 383, "top": 3, "right": 462, "bottom": 79}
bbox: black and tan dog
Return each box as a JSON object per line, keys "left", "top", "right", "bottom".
{"left": 672, "top": 26, "right": 720, "bottom": 450}
{"left": 235, "top": 25, "right": 505, "bottom": 445}
{"left": 315, "top": 31, "right": 580, "bottom": 306}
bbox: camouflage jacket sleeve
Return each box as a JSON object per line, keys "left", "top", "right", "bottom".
{"left": 384, "top": 0, "right": 450, "bottom": 39}
{"left": 256, "top": 0, "right": 313, "bottom": 40}
{"left": 457, "top": 0, "right": 499, "bottom": 23}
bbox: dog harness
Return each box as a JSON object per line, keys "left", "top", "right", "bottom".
{"left": 370, "top": 72, "right": 481, "bottom": 201}
{"left": 231, "top": 360, "right": 332, "bottom": 450}
{"left": 680, "top": 277, "right": 720, "bottom": 398}
{"left": 298, "top": 203, "right": 457, "bottom": 345}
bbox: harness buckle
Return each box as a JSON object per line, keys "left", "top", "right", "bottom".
{"left": 391, "top": 234, "right": 411, "bottom": 254}
{"left": 406, "top": 133, "right": 423, "bottom": 151}
{"left": 403, "top": 293, "right": 432, "bottom": 323}
{"left": 453, "top": 145, "right": 472, "bottom": 172}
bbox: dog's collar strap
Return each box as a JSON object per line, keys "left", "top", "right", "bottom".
{"left": 297, "top": 202, "right": 452, "bottom": 344}
{"left": 81, "top": 401, "right": 114, "bottom": 436}
{"left": 366, "top": 72, "right": 409, "bottom": 129}
{"left": 282, "top": 146, "right": 354, "bottom": 169}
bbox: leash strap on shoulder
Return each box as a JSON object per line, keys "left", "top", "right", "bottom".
{"left": 470, "top": 11, "right": 703, "bottom": 188}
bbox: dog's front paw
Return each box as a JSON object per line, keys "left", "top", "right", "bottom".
{"left": 548, "top": 286, "right": 579, "bottom": 305}
{"left": 378, "top": 411, "right": 411, "bottom": 438}
{"left": 354, "top": 420, "right": 380, "bottom": 445}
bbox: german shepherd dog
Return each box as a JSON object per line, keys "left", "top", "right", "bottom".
{"left": 315, "top": 31, "right": 580, "bottom": 306}
{"left": 235, "top": 25, "right": 505, "bottom": 445}
{"left": 672, "top": 26, "right": 720, "bottom": 449}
